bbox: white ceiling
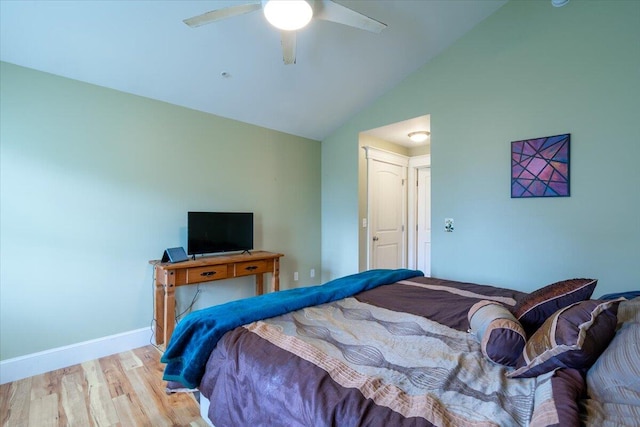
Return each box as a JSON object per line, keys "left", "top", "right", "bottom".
{"left": 363, "top": 114, "right": 431, "bottom": 148}
{"left": 0, "top": 0, "right": 507, "bottom": 142}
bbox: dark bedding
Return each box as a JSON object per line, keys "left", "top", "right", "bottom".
{"left": 162, "top": 268, "right": 422, "bottom": 388}
{"left": 356, "top": 276, "right": 526, "bottom": 331}
{"left": 198, "top": 276, "right": 585, "bottom": 427}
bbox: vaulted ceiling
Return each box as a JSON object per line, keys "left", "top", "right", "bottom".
{"left": 0, "top": 1, "right": 507, "bottom": 141}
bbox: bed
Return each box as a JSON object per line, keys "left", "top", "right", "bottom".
{"left": 161, "top": 269, "right": 640, "bottom": 427}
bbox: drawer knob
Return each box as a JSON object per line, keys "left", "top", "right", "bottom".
{"left": 245, "top": 266, "right": 258, "bottom": 271}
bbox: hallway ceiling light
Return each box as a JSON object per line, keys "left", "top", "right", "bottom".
{"left": 408, "top": 131, "right": 430, "bottom": 143}
{"left": 551, "top": 0, "right": 570, "bottom": 7}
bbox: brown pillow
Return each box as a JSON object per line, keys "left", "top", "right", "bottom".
{"left": 508, "top": 299, "right": 621, "bottom": 378}
{"left": 468, "top": 300, "right": 526, "bottom": 367}
{"left": 513, "top": 278, "right": 598, "bottom": 336}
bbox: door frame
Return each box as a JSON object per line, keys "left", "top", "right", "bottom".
{"left": 364, "top": 146, "right": 409, "bottom": 270}
{"left": 407, "top": 155, "right": 431, "bottom": 271}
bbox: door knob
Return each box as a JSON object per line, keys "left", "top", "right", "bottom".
{"left": 373, "top": 236, "right": 379, "bottom": 241}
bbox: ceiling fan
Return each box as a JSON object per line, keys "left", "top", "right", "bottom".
{"left": 183, "top": 0, "right": 387, "bottom": 65}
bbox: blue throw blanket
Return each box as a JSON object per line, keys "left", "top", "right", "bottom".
{"left": 162, "top": 268, "right": 423, "bottom": 388}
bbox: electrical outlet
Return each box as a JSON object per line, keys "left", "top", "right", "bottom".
{"left": 310, "top": 268, "right": 315, "bottom": 278}
{"left": 294, "top": 271, "right": 299, "bottom": 281}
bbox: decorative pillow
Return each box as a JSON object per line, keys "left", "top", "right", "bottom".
{"left": 530, "top": 369, "right": 585, "bottom": 427}
{"left": 468, "top": 300, "right": 526, "bottom": 367}
{"left": 508, "top": 299, "right": 622, "bottom": 378}
{"left": 514, "top": 278, "right": 598, "bottom": 336}
{"left": 585, "top": 297, "right": 640, "bottom": 405}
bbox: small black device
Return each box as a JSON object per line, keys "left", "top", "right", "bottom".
{"left": 161, "top": 247, "right": 189, "bottom": 263}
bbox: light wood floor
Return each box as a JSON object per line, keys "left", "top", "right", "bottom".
{"left": 0, "top": 345, "right": 209, "bottom": 427}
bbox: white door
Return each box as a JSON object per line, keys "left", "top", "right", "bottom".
{"left": 369, "top": 159, "right": 407, "bottom": 269}
{"left": 416, "top": 167, "right": 431, "bottom": 275}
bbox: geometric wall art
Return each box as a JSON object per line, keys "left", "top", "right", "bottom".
{"left": 511, "top": 133, "right": 570, "bottom": 198}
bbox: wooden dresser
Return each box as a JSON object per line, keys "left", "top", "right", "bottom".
{"left": 152, "top": 250, "right": 284, "bottom": 346}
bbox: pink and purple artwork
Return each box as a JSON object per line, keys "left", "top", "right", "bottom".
{"left": 511, "top": 133, "right": 570, "bottom": 198}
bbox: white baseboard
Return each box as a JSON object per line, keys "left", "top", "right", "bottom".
{"left": 0, "top": 327, "right": 152, "bottom": 385}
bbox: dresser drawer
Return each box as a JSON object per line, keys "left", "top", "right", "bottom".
{"left": 234, "top": 260, "right": 270, "bottom": 277}
{"left": 186, "top": 265, "right": 228, "bottom": 284}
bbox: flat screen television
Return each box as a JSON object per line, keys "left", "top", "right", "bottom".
{"left": 187, "top": 212, "right": 253, "bottom": 256}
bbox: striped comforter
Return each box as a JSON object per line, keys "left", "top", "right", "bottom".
{"left": 198, "top": 277, "right": 587, "bottom": 427}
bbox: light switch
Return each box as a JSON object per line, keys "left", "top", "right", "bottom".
{"left": 445, "top": 218, "right": 454, "bottom": 232}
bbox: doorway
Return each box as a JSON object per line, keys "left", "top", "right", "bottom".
{"left": 408, "top": 155, "right": 431, "bottom": 274}
{"left": 358, "top": 115, "right": 431, "bottom": 274}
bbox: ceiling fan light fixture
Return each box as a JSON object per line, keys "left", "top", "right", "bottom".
{"left": 408, "top": 131, "right": 430, "bottom": 143}
{"left": 263, "top": 0, "right": 313, "bottom": 31}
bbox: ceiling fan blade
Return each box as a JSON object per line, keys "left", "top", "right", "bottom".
{"left": 281, "top": 31, "right": 297, "bottom": 65}
{"left": 183, "top": 2, "right": 262, "bottom": 28}
{"left": 315, "top": 0, "right": 387, "bottom": 34}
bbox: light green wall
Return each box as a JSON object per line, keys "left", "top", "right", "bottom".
{"left": 0, "top": 62, "right": 321, "bottom": 360}
{"left": 408, "top": 144, "right": 429, "bottom": 158}
{"left": 322, "top": 0, "right": 640, "bottom": 296}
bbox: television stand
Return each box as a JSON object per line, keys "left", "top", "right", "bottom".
{"left": 151, "top": 250, "right": 284, "bottom": 346}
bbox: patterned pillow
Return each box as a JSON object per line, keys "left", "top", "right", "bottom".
{"left": 585, "top": 297, "right": 640, "bottom": 405}
{"left": 514, "top": 278, "right": 598, "bottom": 336}
{"left": 530, "top": 369, "right": 585, "bottom": 427}
{"left": 468, "top": 300, "right": 526, "bottom": 367}
{"left": 508, "top": 299, "right": 622, "bottom": 378}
